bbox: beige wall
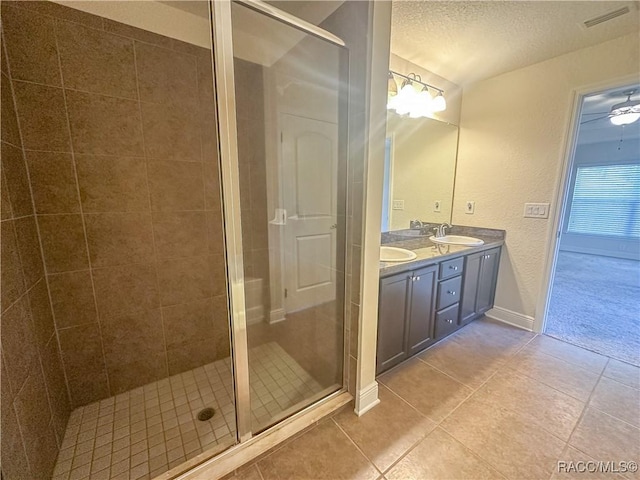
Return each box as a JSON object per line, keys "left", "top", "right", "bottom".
{"left": 453, "top": 32, "right": 640, "bottom": 322}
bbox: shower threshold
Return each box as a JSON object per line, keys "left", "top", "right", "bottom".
{"left": 52, "top": 342, "right": 326, "bottom": 480}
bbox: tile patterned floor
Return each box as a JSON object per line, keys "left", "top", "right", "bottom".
{"left": 52, "top": 343, "right": 323, "bottom": 480}
{"left": 226, "top": 317, "right": 640, "bottom": 480}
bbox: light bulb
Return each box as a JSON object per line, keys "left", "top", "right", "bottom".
{"left": 431, "top": 92, "right": 446, "bottom": 112}
{"left": 394, "top": 81, "right": 418, "bottom": 116}
{"left": 387, "top": 72, "right": 398, "bottom": 97}
{"left": 610, "top": 112, "right": 640, "bottom": 125}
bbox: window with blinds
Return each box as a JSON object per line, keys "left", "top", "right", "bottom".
{"left": 567, "top": 163, "right": 640, "bottom": 238}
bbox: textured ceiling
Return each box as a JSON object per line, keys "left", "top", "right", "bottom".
{"left": 391, "top": 1, "right": 640, "bottom": 86}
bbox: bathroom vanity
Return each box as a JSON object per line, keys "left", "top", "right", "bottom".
{"left": 376, "top": 228, "right": 504, "bottom": 375}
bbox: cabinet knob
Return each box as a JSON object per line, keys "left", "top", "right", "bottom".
{"left": 447, "top": 290, "right": 456, "bottom": 296}
{"left": 449, "top": 265, "right": 458, "bottom": 270}
{"left": 416, "top": 276, "right": 421, "bottom": 281}
{"left": 446, "top": 319, "right": 453, "bottom": 324}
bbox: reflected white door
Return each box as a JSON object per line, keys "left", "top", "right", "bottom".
{"left": 281, "top": 114, "right": 338, "bottom": 313}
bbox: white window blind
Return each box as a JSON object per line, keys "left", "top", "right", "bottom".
{"left": 567, "top": 163, "right": 640, "bottom": 238}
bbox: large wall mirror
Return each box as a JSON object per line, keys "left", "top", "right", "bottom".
{"left": 381, "top": 112, "right": 459, "bottom": 232}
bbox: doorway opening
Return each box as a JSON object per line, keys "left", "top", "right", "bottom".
{"left": 544, "top": 83, "right": 640, "bottom": 366}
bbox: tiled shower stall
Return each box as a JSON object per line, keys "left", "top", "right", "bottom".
{"left": 1, "top": 1, "right": 371, "bottom": 479}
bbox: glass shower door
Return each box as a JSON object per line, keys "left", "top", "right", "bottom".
{"left": 220, "top": 1, "right": 349, "bottom": 434}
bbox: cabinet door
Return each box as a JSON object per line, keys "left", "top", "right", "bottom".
{"left": 476, "top": 248, "right": 500, "bottom": 314}
{"left": 377, "top": 273, "right": 410, "bottom": 374}
{"left": 407, "top": 265, "right": 437, "bottom": 356}
{"left": 460, "top": 252, "right": 482, "bottom": 325}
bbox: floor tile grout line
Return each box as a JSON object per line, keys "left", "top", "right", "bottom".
{"left": 331, "top": 418, "right": 383, "bottom": 475}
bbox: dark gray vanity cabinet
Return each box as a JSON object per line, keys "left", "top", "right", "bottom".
{"left": 460, "top": 248, "right": 501, "bottom": 325}
{"left": 377, "top": 245, "right": 502, "bottom": 375}
{"left": 377, "top": 265, "right": 437, "bottom": 374}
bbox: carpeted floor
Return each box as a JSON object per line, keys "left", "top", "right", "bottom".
{"left": 545, "top": 251, "right": 640, "bottom": 366}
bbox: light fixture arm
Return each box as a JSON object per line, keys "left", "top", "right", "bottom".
{"left": 389, "top": 70, "right": 444, "bottom": 96}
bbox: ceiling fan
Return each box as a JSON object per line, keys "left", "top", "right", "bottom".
{"left": 581, "top": 90, "right": 640, "bottom": 126}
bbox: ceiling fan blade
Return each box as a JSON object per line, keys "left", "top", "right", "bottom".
{"left": 580, "top": 115, "right": 610, "bottom": 125}
{"left": 582, "top": 111, "right": 610, "bottom": 116}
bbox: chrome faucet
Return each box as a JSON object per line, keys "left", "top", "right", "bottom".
{"left": 410, "top": 219, "right": 425, "bottom": 229}
{"left": 434, "top": 223, "right": 452, "bottom": 238}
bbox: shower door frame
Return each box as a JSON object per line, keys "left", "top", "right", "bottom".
{"left": 210, "top": 0, "right": 349, "bottom": 444}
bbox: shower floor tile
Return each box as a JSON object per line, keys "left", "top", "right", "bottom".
{"left": 52, "top": 342, "right": 323, "bottom": 480}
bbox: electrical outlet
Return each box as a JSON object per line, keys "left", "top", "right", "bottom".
{"left": 524, "top": 202, "right": 550, "bottom": 218}
{"left": 392, "top": 200, "right": 404, "bottom": 210}
{"left": 465, "top": 201, "right": 475, "bottom": 214}
{"left": 434, "top": 200, "right": 441, "bottom": 213}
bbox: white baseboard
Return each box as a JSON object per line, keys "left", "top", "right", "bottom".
{"left": 354, "top": 381, "right": 380, "bottom": 416}
{"left": 485, "top": 306, "right": 534, "bottom": 331}
{"left": 269, "top": 308, "right": 286, "bottom": 324}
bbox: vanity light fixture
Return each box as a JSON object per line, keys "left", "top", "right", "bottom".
{"left": 387, "top": 70, "right": 446, "bottom": 118}
{"left": 609, "top": 93, "right": 640, "bottom": 125}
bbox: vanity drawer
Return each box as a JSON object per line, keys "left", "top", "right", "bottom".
{"left": 437, "top": 276, "right": 462, "bottom": 310}
{"left": 439, "top": 257, "right": 464, "bottom": 280}
{"left": 435, "top": 303, "right": 459, "bottom": 339}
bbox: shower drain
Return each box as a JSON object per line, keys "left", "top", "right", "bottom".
{"left": 197, "top": 407, "right": 216, "bottom": 421}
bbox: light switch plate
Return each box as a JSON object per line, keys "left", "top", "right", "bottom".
{"left": 524, "top": 202, "right": 550, "bottom": 218}
{"left": 392, "top": 200, "right": 404, "bottom": 210}
{"left": 434, "top": 200, "right": 441, "bottom": 213}
{"left": 465, "top": 201, "right": 475, "bottom": 214}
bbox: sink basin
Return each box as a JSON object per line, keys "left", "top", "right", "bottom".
{"left": 380, "top": 246, "right": 417, "bottom": 262}
{"left": 429, "top": 235, "right": 484, "bottom": 246}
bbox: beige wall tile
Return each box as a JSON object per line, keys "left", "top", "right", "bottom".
{"left": 206, "top": 210, "right": 225, "bottom": 257}
{"left": 2, "top": 141, "right": 34, "bottom": 217}
{"left": 48, "top": 270, "right": 97, "bottom": 328}
{"left": 203, "top": 162, "right": 221, "bottom": 210}
{"left": 1, "top": 72, "right": 22, "bottom": 147}
{"left": 1, "top": 220, "right": 26, "bottom": 311}
{"left": 13, "top": 367, "right": 59, "bottom": 478}
{"left": 26, "top": 151, "right": 81, "bottom": 214}
{"left": 13, "top": 81, "right": 71, "bottom": 152}
{"left": 1, "top": 4, "right": 62, "bottom": 86}
{"left": 153, "top": 211, "right": 208, "bottom": 260}
{"left": 92, "top": 263, "right": 159, "bottom": 318}
{"left": 56, "top": 20, "right": 137, "bottom": 99}
{"left": 75, "top": 154, "right": 149, "bottom": 213}
{"left": 1, "top": 295, "right": 38, "bottom": 394}
{"left": 147, "top": 160, "right": 204, "bottom": 211}
{"left": 140, "top": 102, "right": 201, "bottom": 162}
{"left": 103, "top": 20, "right": 172, "bottom": 49}
{"left": 0, "top": 70, "right": 22, "bottom": 147}
{"left": 85, "top": 212, "right": 154, "bottom": 267}
{"left": 107, "top": 353, "right": 168, "bottom": 395}
{"left": 38, "top": 214, "right": 89, "bottom": 273}
{"left": 101, "top": 308, "right": 165, "bottom": 364}
{"left": 135, "top": 42, "right": 198, "bottom": 106}
{"left": 13, "top": 216, "right": 44, "bottom": 290}
{"left": 27, "top": 278, "right": 55, "bottom": 350}
{"left": 166, "top": 338, "right": 218, "bottom": 376}
{"left": 212, "top": 294, "right": 231, "bottom": 359}
{"left": 1, "top": 165, "right": 14, "bottom": 220}
{"left": 66, "top": 90, "right": 143, "bottom": 156}
{"left": 58, "top": 323, "right": 109, "bottom": 406}
{"left": 39, "top": 337, "right": 71, "bottom": 444}
{"left": 156, "top": 256, "right": 213, "bottom": 306}
{"left": 208, "top": 254, "right": 227, "bottom": 297}
{"left": 162, "top": 298, "right": 215, "bottom": 348}
{"left": 0, "top": 392, "right": 31, "bottom": 478}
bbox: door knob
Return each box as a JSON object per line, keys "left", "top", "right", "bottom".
{"left": 330, "top": 224, "right": 337, "bottom": 229}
